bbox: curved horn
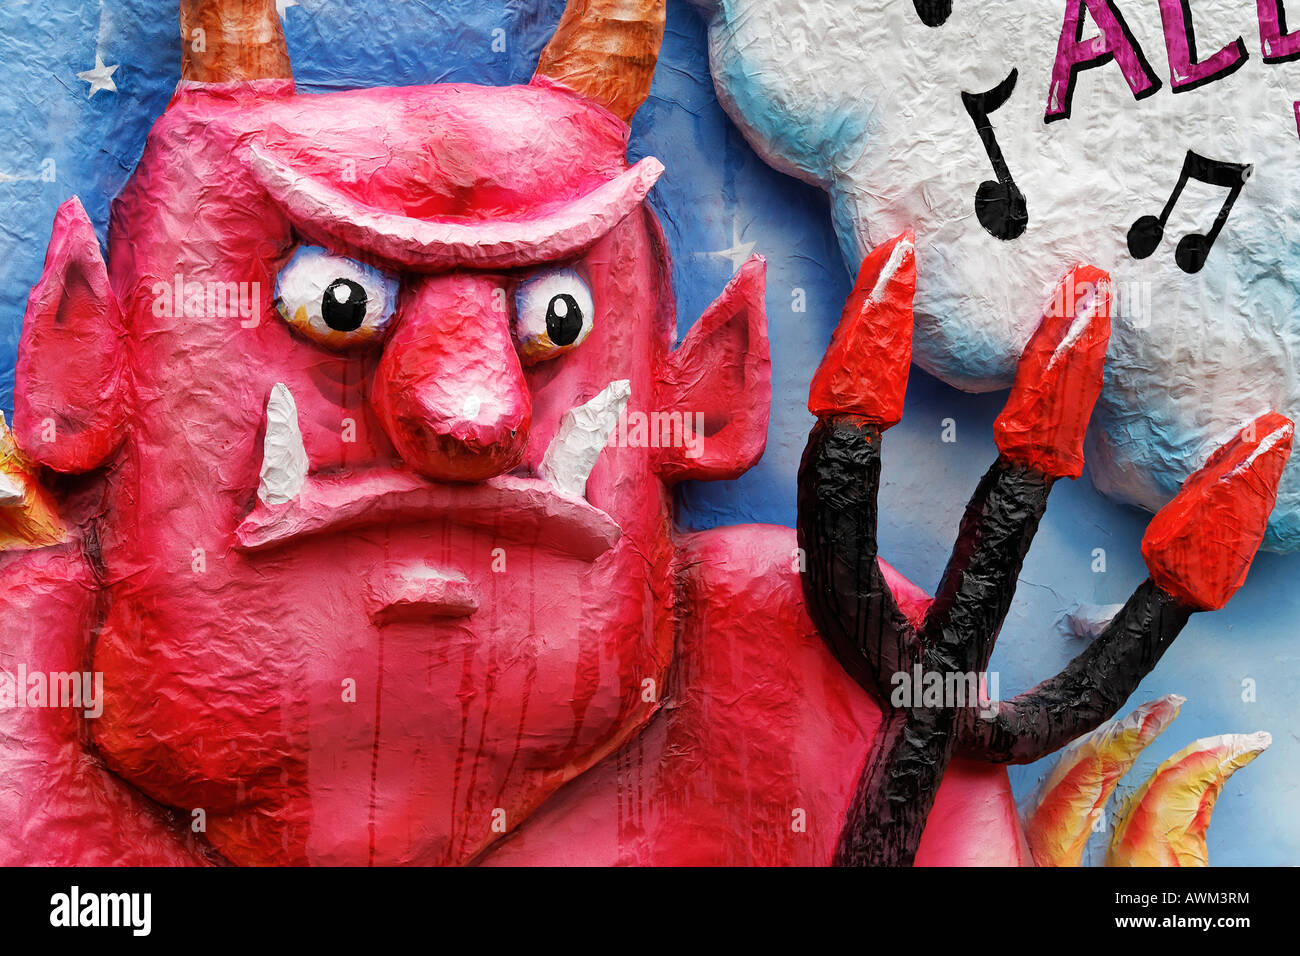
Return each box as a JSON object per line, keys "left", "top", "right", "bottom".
{"left": 179, "top": 0, "right": 292, "bottom": 84}
{"left": 534, "top": 0, "right": 665, "bottom": 122}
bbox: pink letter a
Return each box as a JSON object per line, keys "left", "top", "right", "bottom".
{"left": 1046, "top": 0, "right": 1162, "bottom": 122}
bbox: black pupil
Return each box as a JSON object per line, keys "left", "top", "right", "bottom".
{"left": 546, "top": 293, "right": 583, "bottom": 346}
{"left": 322, "top": 279, "right": 368, "bottom": 332}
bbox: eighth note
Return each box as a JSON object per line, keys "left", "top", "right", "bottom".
{"left": 962, "top": 68, "right": 1028, "bottom": 242}
{"left": 913, "top": 0, "right": 952, "bottom": 27}
{"left": 1127, "top": 150, "right": 1253, "bottom": 275}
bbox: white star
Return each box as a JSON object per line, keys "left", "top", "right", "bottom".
{"left": 76, "top": 54, "right": 118, "bottom": 98}
{"left": 704, "top": 217, "right": 757, "bottom": 274}
{"left": 276, "top": 0, "right": 299, "bottom": 17}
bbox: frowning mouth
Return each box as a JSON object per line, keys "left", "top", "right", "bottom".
{"left": 233, "top": 381, "right": 631, "bottom": 562}
{"left": 235, "top": 468, "right": 621, "bottom": 560}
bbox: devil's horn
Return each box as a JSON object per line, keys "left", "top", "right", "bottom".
{"left": 534, "top": 0, "right": 665, "bottom": 122}
{"left": 179, "top": 0, "right": 292, "bottom": 85}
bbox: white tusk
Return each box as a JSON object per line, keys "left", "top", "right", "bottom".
{"left": 258, "top": 383, "right": 308, "bottom": 506}
{"left": 540, "top": 380, "right": 632, "bottom": 498}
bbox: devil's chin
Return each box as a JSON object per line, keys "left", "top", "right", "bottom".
{"left": 88, "top": 519, "right": 665, "bottom": 866}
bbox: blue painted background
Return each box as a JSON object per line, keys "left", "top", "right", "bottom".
{"left": 0, "top": 0, "right": 1294, "bottom": 865}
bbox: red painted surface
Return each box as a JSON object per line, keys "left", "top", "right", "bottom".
{"left": 14, "top": 197, "right": 127, "bottom": 473}
{"left": 994, "top": 264, "right": 1112, "bottom": 479}
{"left": 2, "top": 71, "right": 1023, "bottom": 867}
{"left": 1143, "top": 412, "right": 1294, "bottom": 610}
{"left": 479, "top": 527, "right": 1025, "bottom": 866}
{"left": 808, "top": 231, "right": 915, "bottom": 428}
{"left": 371, "top": 272, "right": 533, "bottom": 482}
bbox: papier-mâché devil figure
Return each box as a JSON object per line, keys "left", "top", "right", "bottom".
{"left": 0, "top": 0, "right": 1288, "bottom": 867}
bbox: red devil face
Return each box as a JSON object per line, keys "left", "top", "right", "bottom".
{"left": 13, "top": 60, "right": 768, "bottom": 864}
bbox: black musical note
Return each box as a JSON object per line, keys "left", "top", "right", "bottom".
{"left": 962, "top": 68, "right": 1028, "bottom": 242}
{"left": 913, "top": 0, "right": 952, "bottom": 27}
{"left": 1127, "top": 150, "right": 1253, "bottom": 274}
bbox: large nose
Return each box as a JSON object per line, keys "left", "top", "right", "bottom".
{"left": 371, "top": 273, "right": 531, "bottom": 482}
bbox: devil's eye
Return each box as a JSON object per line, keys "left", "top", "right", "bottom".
{"left": 275, "top": 246, "right": 398, "bottom": 350}
{"left": 322, "top": 279, "right": 367, "bottom": 332}
{"left": 514, "top": 268, "right": 594, "bottom": 363}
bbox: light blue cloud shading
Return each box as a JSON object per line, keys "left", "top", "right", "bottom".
{"left": 694, "top": 0, "right": 1300, "bottom": 552}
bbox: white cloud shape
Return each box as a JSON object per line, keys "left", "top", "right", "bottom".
{"left": 694, "top": 0, "right": 1300, "bottom": 550}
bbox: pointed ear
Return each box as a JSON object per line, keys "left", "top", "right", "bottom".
{"left": 653, "top": 255, "right": 769, "bottom": 483}
{"left": 14, "top": 197, "right": 128, "bottom": 473}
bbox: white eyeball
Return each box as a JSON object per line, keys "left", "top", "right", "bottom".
{"left": 274, "top": 246, "right": 399, "bottom": 350}
{"left": 514, "top": 267, "right": 595, "bottom": 363}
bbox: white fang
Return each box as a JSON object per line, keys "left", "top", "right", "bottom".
{"left": 540, "top": 380, "right": 632, "bottom": 498}
{"left": 258, "top": 383, "right": 308, "bottom": 505}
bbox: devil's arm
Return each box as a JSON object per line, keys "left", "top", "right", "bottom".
{"left": 954, "top": 409, "right": 1296, "bottom": 764}
{"left": 796, "top": 421, "right": 1058, "bottom": 698}
{"left": 902, "top": 263, "right": 1113, "bottom": 684}
{"left": 798, "top": 246, "right": 1289, "bottom": 867}
{"left": 800, "top": 258, "right": 1108, "bottom": 703}
{"left": 824, "top": 406, "right": 1290, "bottom": 865}
{"left": 796, "top": 417, "right": 921, "bottom": 700}
{"left": 921, "top": 457, "right": 1054, "bottom": 674}
{"left": 795, "top": 234, "right": 922, "bottom": 700}
{"left": 799, "top": 258, "right": 1117, "bottom": 865}
{"left": 0, "top": 545, "right": 211, "bottom": 865}
{"left": 807, "top": 440, "right": 1060, "bottom": 867}
{"left": 956, "top": 580, "right": 1193, "bottom": 763}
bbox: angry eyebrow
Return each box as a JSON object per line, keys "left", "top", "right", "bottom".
{"left": 246, "top": 144, "right": 663, "bottom": 273}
